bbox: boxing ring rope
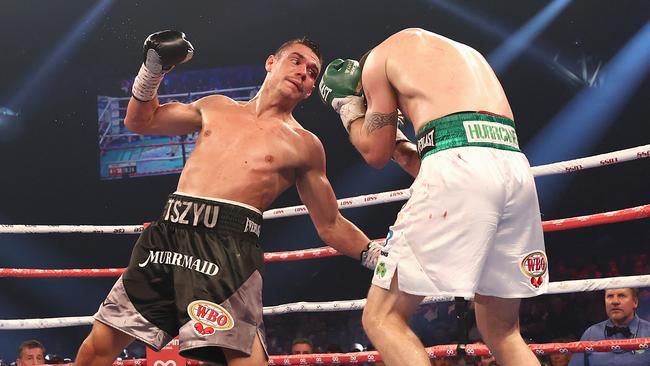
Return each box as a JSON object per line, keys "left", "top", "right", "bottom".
{"left": 117, "top": 337, "right": 648, "bottom": 365}
{"left": 0, "top": 201, "right": 648, "bottom": 280}
{"left": 1, "top": 144, "right": 649, "bottom": 362}
{"left": 0, "top": 202, "right": 647, "bottom": 237}
{"left": 2, "top": 274, "right": 649, "bottom": 330}
{"left": 0, "top": 202, "right": 647, "bottom": 281}
{"left": 16, "top": 339, "right": 647, "bottom": 365}
{"left": 14, "top": 337, "right": 650, "bottom": 365}
{"left": 0, "top": 144, "right": 648, "bottom": 234}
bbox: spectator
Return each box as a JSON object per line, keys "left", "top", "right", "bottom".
{"left": 430, "top": 357, "right": 453, "bottom": 366}
{"left": 43, "top": 355, "right": 65, "bottom": 365}
{"left": 569, "top": 288, "right": 650, "bottom": 365}
{"left": 548, "top": 350, "right": 570, "bottom": 365}
{"left": 16, "top": 340, "right": 45, "bottom": 366}
{"left": 291, "top": 338, "right": 314, "bottom": 366}
{"left": 291, "top": 338, "right": 313, "bottom": 355}
{"left": 475, "top": 341, "right": 498, "bottom": 366}
{"left": 544, "top": 337, "right": 574, "bottom": 366}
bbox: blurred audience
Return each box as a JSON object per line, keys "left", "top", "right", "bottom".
{"left": 547, "top": 338, "right": 573, "bottom": 366}
{"left": 291, "top": 337, "right": 313, "bottom": 355}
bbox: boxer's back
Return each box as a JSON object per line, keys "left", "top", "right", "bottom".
{"left": 379, "top": 28, "right": 513, "bottom": 132}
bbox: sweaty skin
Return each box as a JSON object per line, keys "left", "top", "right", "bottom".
{"left": 351, "top": 28, "right": 515, "bottom": 172}
{"left": 370, "top": 28, "right": 513, "bottom": 132}
{"left": 76, "top": 42, "right": 373, "bottom": 366}
{"left": 173, "top": 95, "right": 318, "bottom": 210}
{"left": 354, "top": 28, "right": 543, "bottom": 366}
{"left": 123, "top": 43, "right": 370, "bottom": 259}
{"left": 127, "top": 44, "right": 323, "bottom": 212}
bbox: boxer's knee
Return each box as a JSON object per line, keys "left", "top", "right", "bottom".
{"left": 76, "top": 321, "right": 133, "bottom": 366}
{"left": 362, "top": 306, "right": 381, "bottom": 339}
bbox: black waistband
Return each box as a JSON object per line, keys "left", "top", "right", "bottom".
{"left": 161, "top": 194, "right": 262, "bottom": 237}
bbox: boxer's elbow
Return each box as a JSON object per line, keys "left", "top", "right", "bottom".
{"left": 124, "top": 113, "right": 151, "bottom": 134}
{"left": 315, "top": 214, "right": 346, "bottom": 245}
{"left": 124, "top": 98, "right": 157, "bottom": 134}
{"left": 315, "top": 221, "right": 337, "bottom": 244}
{"left": 362, "top": 150, "right": 391, "bottom": 169}
{"left": 124, "top": 117, "right": 146, "bottom": 134}
{"left": 355, "top": 141, "right": 393, "bottom": 169}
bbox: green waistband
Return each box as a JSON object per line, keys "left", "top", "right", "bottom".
{"left": 416, "top": 112, "right": 521, "bottom": 160}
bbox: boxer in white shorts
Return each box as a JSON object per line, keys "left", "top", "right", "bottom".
{"left": 372, "top": 112, "right": 547, "bottom": 298}
{"left": 321, "top": 28, "right": 547, "bottom": 366}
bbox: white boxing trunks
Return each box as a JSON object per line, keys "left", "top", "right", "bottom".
{"left": 372, "top": 111, "right": 548, "bottom": 298}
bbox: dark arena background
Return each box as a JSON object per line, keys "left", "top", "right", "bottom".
{"left": 0, "top": 0, "right": 648, "bottom": 363}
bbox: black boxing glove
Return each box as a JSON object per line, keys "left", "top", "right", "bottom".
{"left": 131, "top": 30, "right": 194, "bottom": 102}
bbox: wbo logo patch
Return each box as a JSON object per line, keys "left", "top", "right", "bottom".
{"left": 520, "top": 251, "right": 547, "bottom": 288}
{"left": 187, "top": 300, "right": 234, "bottom": 336}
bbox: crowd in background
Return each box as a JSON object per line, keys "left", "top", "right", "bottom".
{"left": 3, "top": 248, "right": 647, "bottom": 366}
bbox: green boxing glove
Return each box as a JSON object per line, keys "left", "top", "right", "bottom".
{"left": 319, "top": 59, "right": 366, "bottom": 132}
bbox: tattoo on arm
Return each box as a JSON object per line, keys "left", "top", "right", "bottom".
{"left": 364, "top": 111, "right": 398, "bottom": 134}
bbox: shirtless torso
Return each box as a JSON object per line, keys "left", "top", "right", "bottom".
{"left": 341, "top": 28, "right": 545, "bottom": 366}
{"left": 364, "top": 28, "right": 514, "bottom": 133}
{"left": 175, "top": 95, "right": 320, "bottom": 211}
{"left": 77, "top": 36, "right": 373, "bottom": 366}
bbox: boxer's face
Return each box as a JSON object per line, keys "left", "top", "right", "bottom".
{"left": 266, "top": 43, "right": 321, "bottom": 100}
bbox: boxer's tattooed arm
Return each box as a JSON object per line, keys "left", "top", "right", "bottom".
{"left": 364, "top": 111, "right": 398, "bottom": 134}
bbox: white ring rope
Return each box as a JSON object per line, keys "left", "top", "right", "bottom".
{"left": 2, "top": 274, "right": 648, "bottom": 330}
{"left": 0, "top": 225, "right": 145, "bottom": 235}
{"left": 0, "top": 144, "right": 647, "bottom": 234}
{"left": 530, "top": 144, "right": 649, "bottom": 177}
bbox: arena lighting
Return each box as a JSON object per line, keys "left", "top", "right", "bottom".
{"left": 489, "top": 0, "right": 572, "bottom": 74}
{"left": 0, "top": 106, "right": 22, "bottom": 142}
{"left": 552, "top": 52, "right": 604, "bottom": 88}
{"left": 8, "top": 0, "right": 114, "bottom": 109}
{"left": 525, "top": 20, "right": 650, "bottom": 208}
{"left": 426, "top": 0, "right": 510, "bottom": 40}
{"left": 426, "top": 0, "right": 589, "bottom": 81}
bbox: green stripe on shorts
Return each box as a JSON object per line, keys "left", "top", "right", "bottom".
{"left": 416, "top": 112, "right": 521, "bottom": 160}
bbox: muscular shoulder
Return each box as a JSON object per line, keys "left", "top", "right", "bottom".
{"left": 294, "top": 126, "right": 325, "bottom": 153}
{"left": 292, "top": 126, "right": 326, "bottom": 169}
{"left": 193, "top": 94, "right": 239, "bottom": 111}
{"left": 382, "top": 28, "right": 466, "bottom": 55}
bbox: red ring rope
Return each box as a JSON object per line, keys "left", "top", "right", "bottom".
{"left": 98, "top": 338, "right": 650, "bottom": 365}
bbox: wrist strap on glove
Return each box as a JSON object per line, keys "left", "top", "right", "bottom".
{"left": 332, "top": 95, "right": 366, "bottom": 132}
{"left": 132, "top": 62, "right": 165, "bottom": 102}
{"left": 360, "top": 241, "right": 384, "bottom": 270}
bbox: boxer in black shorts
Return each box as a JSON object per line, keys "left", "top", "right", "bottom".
{"left": 96, "top": 193, "right": 264, "bottom": 362}
{"left": 74, "top": 32, "right": 381, "bottom": 366}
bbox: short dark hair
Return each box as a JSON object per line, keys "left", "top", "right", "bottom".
{"left": 17, "top": 340, "right": 44, "bottom": 358}
{"left": 275, "top": 37, "right": 322, "bottom": 65}
{"left": 291, "top": 337, "right": 313, "bottom": 347}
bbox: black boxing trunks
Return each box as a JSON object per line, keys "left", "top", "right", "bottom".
{"left": 94, "top": 192, "right": 265, "bottom": 364}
